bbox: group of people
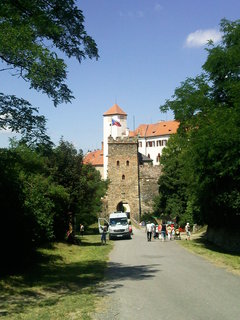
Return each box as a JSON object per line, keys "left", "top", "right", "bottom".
{"left": 146, "top": 221, "right": 191, "bottom": 242}
{"left": 146, "top": 221, "right": 173, "bottom": 241}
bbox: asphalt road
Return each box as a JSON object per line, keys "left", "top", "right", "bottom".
{"left": 93, "top": 227, "right": 240, "bottom": 320}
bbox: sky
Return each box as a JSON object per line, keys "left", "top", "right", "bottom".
{"left": 0, "top": 0, "right": 240, "bottom": 153}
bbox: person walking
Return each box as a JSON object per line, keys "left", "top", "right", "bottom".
{"left": 185, "top": 222, "right": 191, "bottom": 240}
{"left": 161, "top": 221, "right": 166, "bottom": 241}
{"left": 80, "top": 224, "right": 84, "bottom": 236}
{"left": 146, "top": 221, "right": 153, "bottom": 241}
{"left": 101, "top": 223, "right": 108, "bottom": 245}
{"left": 167, "top": 224, "right": 172, "bottom": 240}
{"left": 158, "top": 224, "right": 162, "bottom": 240}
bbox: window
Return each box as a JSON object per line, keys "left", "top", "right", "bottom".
{"left": 156, "top": 153, "right": 161, "bottom": 162}
{"left": 117, "top": 160, "right": 120, "bottom": 166}
{"left": 148, "top": 154, "right": 150, "bottom": 158}
{"left": 138, "top": 141, "right": 142, "bottom": 148}
{"left": 122, "top": 174, "right": 125, "bottom": 180}
{"left": 126, "top": 160, "right": 129, "bottom": 166}
{"left": 162, "top": 140, "right": 167, "bottom": 146}
{"left": 147, "top": 141, "right": 153, "bottom": 147}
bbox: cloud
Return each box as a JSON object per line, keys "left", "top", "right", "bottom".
{"left": 185, "top": 29, "right": 222, "bottom": 48}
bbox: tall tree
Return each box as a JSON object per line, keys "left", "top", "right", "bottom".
{"left": 0, "top": 0, "right": 98, "bottom": 140}
{"left": 156, "top": 19, "right": 240, "bottom": 228}
{"left": 49, "top": 139, "right": 108, "bottom": 229}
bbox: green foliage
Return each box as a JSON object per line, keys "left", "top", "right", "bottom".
{"left": 0, "top": 0, "right": 99, "bottom": 106}
{"left": 75, "top": 164, "right": 108, "bottom": 226}
{"left": 0, "top": 139, "right": 108, "bottom": 271}
{"left": 0, "top": 94, "right": 52, "bottom": 146}
{"left": 155, "top": 19, "right": 240, "bottom": 228}
{"left": 0, "top": 1, "right": 98, "bottom": 143}
{"left": 153, "top": 135, "right": 190, "bottom": 224}
{"left": 203, "top": 18, "right": 240, "bottom": 107}
{"left": 49, "top": 139, "right": 108, "bottom": 228}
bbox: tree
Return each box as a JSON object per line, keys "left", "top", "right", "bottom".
{"left": 49, "top": 139, "right": 108, "bottom": 229}
{"left": 156, "top": 19, "right": 240, "bottom": 228}
{"left": 0, "top": 94, "right": 52, "bottom": 146}
{"left": 0, "top": 0, "right": 98, "bottom": 140}
{"left": 0, "top": 142, "right": 69, "bottom": 270}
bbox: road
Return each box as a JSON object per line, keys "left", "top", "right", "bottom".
{"left": 93, "top": 227, "right": 240, "bottom": 320}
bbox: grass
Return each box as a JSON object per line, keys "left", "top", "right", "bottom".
{"left": 178, "top": 231, "right": 240, "bottom": 276}
{"left": 0, "top": 231, "right": 113, "bottom": 320}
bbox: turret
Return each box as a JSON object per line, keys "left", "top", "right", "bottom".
{"left": 103, "top": 104, "right": 128, "bottom": 179}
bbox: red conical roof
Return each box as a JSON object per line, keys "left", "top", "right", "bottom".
{"left": 103, "top": 104, "right": 127, "bottom": 116}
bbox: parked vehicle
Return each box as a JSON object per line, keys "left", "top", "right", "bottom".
{"left": 98, "top": 212, "right": 132, "bottom": 240}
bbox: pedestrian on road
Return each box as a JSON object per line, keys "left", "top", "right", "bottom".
{"left": 158, "top": 224, "right": 162, "bottom": 240}
{"left": 101, "top": 223, "right": 108, "bottom": 245}
{"left": 167, "top": 224, "right": 172, "bottom": 240}
{"left": 161, "top": 221, "right": 166, "bottom": 241}
{"left": 185, "top": 222, "right": 191, "bottom": 240}
{"left": 146, "top": 221, "right": 153, "bottom": 241}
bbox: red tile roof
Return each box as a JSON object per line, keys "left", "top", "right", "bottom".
{"left": 83, "top": 149, "right": 103, "bottom": 166}
{"left": 129, "top": 120, "right": 179, "bottom": 138}
{"left": 103, "top": 104, "right": 127, "bottom": 116}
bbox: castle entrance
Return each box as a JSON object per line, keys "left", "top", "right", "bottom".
{"left": 116, "top": 202, "right": 131, "bottom": 220}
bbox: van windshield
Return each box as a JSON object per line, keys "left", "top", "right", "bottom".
{"left": 110, "top": 218, "right": 128, "bottom": 226}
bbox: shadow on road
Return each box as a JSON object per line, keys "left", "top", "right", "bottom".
{"left": 96, "top": 262, "right": 161, "bottom": 295}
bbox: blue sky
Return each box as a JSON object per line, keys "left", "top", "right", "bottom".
{"left": 1, "top": 0, "right": 240, "bottom": 153}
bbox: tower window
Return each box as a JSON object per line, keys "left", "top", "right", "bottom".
{"left": 126, "top": 160, "right": 129, "bottom": 166}
{"left": 122, "top": 174, "right": 125, "bottom": 180}
{"left": 117, "top": 160, "right": 120, "bottom": 166}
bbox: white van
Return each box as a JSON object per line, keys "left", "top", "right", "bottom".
{"left": 98, "top": 212, "right": 131, "bottom": 240}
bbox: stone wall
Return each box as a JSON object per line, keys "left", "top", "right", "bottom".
{"left": 207, "top": 226, "right": 240, "bottom": 253}
{"left": 139, "top": 164, "right": 162, "bottom": 215}
{"left": 107, "top": 136, "right": 140, "bottom": 221}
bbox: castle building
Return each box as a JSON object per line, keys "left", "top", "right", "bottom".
{"left": 84, "top": 104, "right": 179, "bottom": 221}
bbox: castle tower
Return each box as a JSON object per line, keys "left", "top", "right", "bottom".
{"left": 107, "top": 136, "right": 140, "bottom": 221}
{"left": 103, "top": 104, "right": 128, "bottom": 179}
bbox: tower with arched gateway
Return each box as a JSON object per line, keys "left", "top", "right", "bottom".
{"left": 106, "top": 135, "right": 141, "bottom": 221}
{"left": 84, "top": 103, "right": 179, "bottom": 221}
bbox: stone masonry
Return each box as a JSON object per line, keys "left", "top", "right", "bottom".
{"left": 107, "top": 136, "right": 140, "bottom": 221}
{"left": 139, "top": 164, "right": 162, "bottom": 215}
{"left": 106, "top": 136, "right": 162, "bottom": 221}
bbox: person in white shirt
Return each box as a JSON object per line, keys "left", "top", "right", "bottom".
{"left": 146, "top": 221, "right": 153, "bottom": 241}
{"left": 185, "top": 222, "right": 191, "bottom": 240}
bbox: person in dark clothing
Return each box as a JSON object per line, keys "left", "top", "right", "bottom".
{"left": 161, "top": 221, "right": 166, "bottom": 242}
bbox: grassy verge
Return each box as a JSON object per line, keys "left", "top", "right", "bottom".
{"left": 0, "top": 232, "right": 113, "bottom": 320}
{"left": 178, "top": 233, "right": 240, "bottom": 276}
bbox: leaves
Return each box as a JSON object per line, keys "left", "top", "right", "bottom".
{"left": 0, "top": 0, "right": 98, "bottom": 105}
{"left": 0, "top": 93, "right": 52, "bottom": 146}
{"left": 156, "top": 19, "right": 240, "bottom": 227}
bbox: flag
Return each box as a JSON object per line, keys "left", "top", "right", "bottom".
{"left": 112, "top": 117, "right": 121, "bottom": 127}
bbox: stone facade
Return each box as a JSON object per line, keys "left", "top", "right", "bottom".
{"left": 106, "top": 136, "right": 161, "bottom": 221}
{"left": 107, "top": 136, "right": 140, "bottom": 221}
{"left": 139, "top": 164, "right": 162, "bottom": 215}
